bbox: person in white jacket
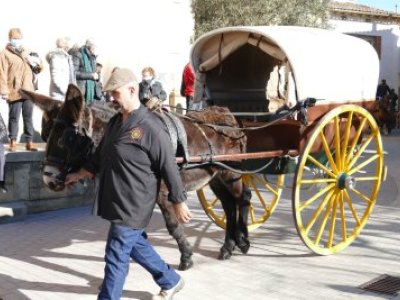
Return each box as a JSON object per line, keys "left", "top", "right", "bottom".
{"left": 46, "top": 37, "right": 76, "bottom": 100}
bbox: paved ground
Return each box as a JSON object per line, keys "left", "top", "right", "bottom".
{"left": 1, "top": 131, "right": 400, "bottom": 300}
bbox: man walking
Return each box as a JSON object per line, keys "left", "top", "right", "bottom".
{"left": 65, "top": 68, "right": 191, "bottom": 300}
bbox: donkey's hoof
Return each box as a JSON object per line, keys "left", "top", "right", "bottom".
{"left": 178, "top": 259, "right": 194, "bottom": 271}
{"left": 238, "top": 242, "right": 250, "bottom": 254}
{"left": 218, "top": 248, "right": 232, "bottom": 260}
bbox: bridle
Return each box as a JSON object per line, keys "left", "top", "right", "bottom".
{"left": 43, "top": 113, "right": 94, "bottom": 183}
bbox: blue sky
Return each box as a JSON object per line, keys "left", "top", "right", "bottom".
{"left": 357, "top": 0, "right": 400, "bottom": 12}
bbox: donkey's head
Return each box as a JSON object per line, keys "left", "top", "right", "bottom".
{"left": 21, "top": 85, "right": 94, "bottom": 191}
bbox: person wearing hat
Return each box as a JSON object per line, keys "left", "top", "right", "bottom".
{"left": 65, "top": 67, "right": 191, "bottom": 300}
{"left": 70, "top": 38, "right": 99, "bottom": 106}
{"left": 0, "top": 28, "right": 38, "bottom": 151}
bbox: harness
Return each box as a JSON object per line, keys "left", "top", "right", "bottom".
{"left": 154, "top": 110, "right": 190, "bottom": 165}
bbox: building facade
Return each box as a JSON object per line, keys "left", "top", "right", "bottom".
{"left": 329, "top": 1, "right": 400, "bottom": 93}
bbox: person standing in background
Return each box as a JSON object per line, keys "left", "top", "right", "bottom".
{"left": 0, "top": 28, "right": 38, "bottom": 151}
{"left": 376, "top": 79, "right": 391, "bottom": 100}
{"left": 71, "top": 39, "right": 98, "bottom": 106}
{"left": 180, "top": 62, "right": 195, "bottom": 110}
{"left": 139, "top": 66, "right": 167, "bottom": 104}
{"left": 46, "top": 36, "right": 76, "bottom": 100}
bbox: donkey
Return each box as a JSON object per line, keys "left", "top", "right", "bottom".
{"left": 22, "top": 84, "right": 252, "bottom": 269}
{"left": 374, "top": 95, "right": 396, "bottom": 135}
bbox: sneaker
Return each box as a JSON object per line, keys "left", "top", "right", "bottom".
{"left": 152, "top": 277, "right": 185, "bottom": 300}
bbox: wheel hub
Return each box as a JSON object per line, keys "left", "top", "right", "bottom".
{"left": 337, "top": 173, "right": 356, "bottom": 190}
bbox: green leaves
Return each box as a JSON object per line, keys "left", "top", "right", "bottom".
{"left": 191, "top": 0, "right": 329, "bottom": 39}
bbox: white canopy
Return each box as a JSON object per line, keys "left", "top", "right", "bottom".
{"left": 190, "top": 26, "right": 379, "bottom": 105}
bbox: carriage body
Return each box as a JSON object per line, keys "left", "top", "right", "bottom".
{"left": 190, "top": 26, "right": 379, "bottom": 164}
{"left": 191, "top": 26, "right": 385, "bottom": 255}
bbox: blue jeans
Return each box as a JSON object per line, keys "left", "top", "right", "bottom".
{"left": 98, "top": 223, "right": 180, "bottom": 300}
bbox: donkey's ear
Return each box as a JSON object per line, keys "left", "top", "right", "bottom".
{"left": 20, "top": 89, "right": 62, "bottom": 112}
{"left": 65, "top": 84, "right": 83, "bottom": 102}
{"left": 63, "top": 84, "right": 85, "bottom": 122}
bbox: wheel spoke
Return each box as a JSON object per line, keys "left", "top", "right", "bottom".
{"left": 319, "top": 131, "right": 339, "bottom": 174}
{"left": 353, "top": 176, "right": 379, "bottom": 182}
{"left": 305, "top": 189, "right": 336, "bottom": 234}
{"left": 250, "top": 206, "right": 256, "bottom": 223}
{"left": 314, "top": 197, "right": 334, "bottom": 246}
{"left": 299, "top": 183, "right": 336, "bottom": 212}
{"left": 209, "top": 197, "right": 220, "bottom": 209}
{"left": 248, "top": 176, "right": 268, "bottom": 210}
{"left": 341, "top": 111, "right": 354, "bottom": 168}
{"left": 343, "top": 189, "right": 361, "bottom": 225}
{"left": 339, "top": 191, "right": 347, "bottom": 242}
{"left": 307, "top": 155, "right": 336, "bottom": 178}
{"left": 301, "top": 178, "right": 336, "bottom": 184}
{"left": 348, "top": 154, "right": 379, "bottom": 176}
{"left": 347, "top": 133, "right": 375, "bottom": 170}
{"left": 253, "top": 175, "right": 280, "bottom": 196}
{"left": 334, "top": 116, "right": 342, "bottom": 170}
{"left": 345, "top": 116, "right": 367, "bottom": 166}
{"left": 328, "top": 192, "right": 339, "bottom": 248}
{"left": 221, "top": 213, "right": 226, "bottom": 222}
{"left": 349, "top": 187, "right": 372, "bottom": 204}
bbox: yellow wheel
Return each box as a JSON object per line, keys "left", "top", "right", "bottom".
{"left": 293, "top": 105, "right": 384, "bottom": 255}
{"left": 197, "top": 174, "right": 284, "bottom": 231}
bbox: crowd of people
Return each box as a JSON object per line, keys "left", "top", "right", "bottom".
{"left": 0, "top": 27, "right": 197, "bottom": 153}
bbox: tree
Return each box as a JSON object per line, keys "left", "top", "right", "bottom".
{"left": 191, "top": 0, "right": 330, "bottom": 39}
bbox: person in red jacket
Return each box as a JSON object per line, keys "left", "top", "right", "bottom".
{"left": 180, "top": 62, "right": 195, "bottom": 110}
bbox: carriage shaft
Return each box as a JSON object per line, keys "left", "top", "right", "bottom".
{"left": 176, "top": 149, "right": 299, "bottom": 164}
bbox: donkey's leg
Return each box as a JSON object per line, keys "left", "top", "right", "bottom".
{"left": 236, "top": 184, "right": 252, "bottom": 254}
{"left": 157, "top": 192, "right": 194, "bottom": 271}
{"left": 209, "top": 176, "right": 237, "bottom": 260}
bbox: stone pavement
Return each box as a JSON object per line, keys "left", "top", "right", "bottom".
{"left": 1, "top": 133, "right": 400, "bottom": 300}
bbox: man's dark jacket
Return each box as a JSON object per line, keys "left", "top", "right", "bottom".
{"left": 84, "top": 105, "right": 187, "bottom": 228}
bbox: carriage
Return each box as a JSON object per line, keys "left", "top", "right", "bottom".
{"left": 25, "top": 26, "right": 385, "bottom": 269}
{"left": 186, "top": 26, "right": 385, "bottom": 255}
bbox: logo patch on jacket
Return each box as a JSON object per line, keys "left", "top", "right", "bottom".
{"left": 129, "top": 127, "right": 143, "bottom": 141}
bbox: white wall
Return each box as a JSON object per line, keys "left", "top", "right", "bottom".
{"left": 330, "top": 19, "right": 400, "bottom": 93}
{"left": 0, "top": 0, "right": 194, "bottom": 142}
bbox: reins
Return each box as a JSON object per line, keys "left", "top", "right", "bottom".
{"left": 168, "top": 98, "right": 317, "bottom": 132}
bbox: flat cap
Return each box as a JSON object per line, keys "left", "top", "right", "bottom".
{"left": 103, "top": 68, "right": 137, "bottom": 92}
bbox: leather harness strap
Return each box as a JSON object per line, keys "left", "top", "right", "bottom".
{"left": 192, "top": 122, "right": 215, "bottom": 163}
{"left": 154, "top": 110, "right": 190, "bottom": 165}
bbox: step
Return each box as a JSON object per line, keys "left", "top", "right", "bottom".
{"left": 0, "top": 202, "right": 27, "bottom": 224}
